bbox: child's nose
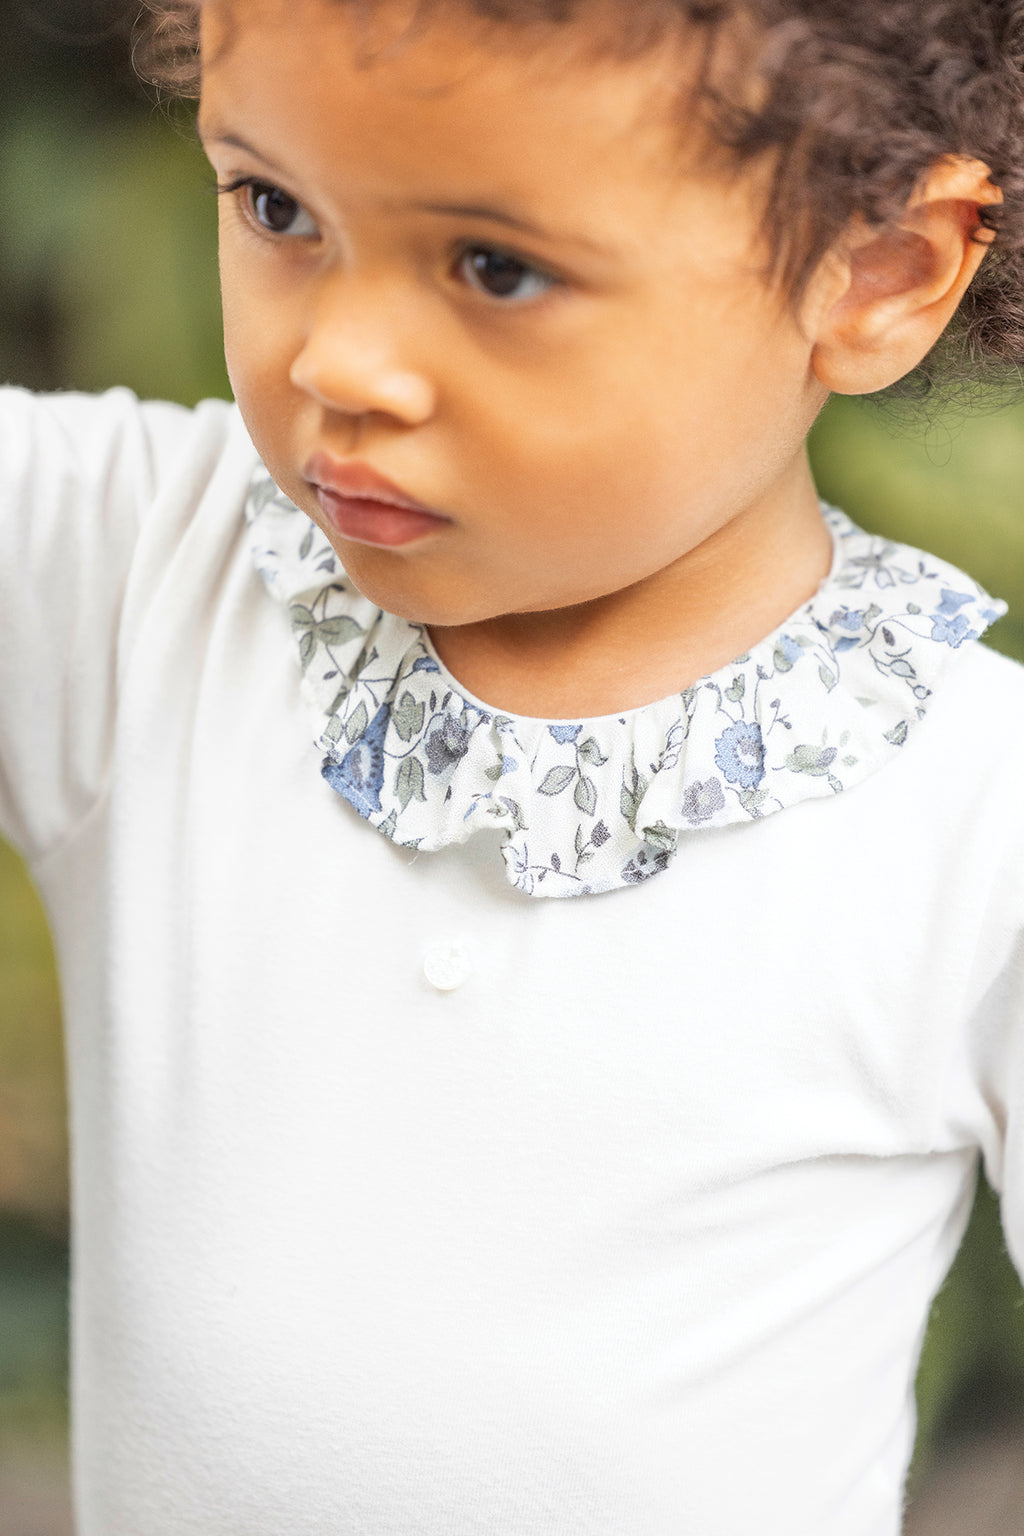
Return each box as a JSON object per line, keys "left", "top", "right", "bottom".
{"left": 289, "top": 279, "right": 436, "bottom": 426}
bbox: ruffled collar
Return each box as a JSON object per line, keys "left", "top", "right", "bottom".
{"left": 244, "top": 467, "right": 1006, "bottom": 898}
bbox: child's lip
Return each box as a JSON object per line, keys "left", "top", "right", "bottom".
{"left": 302, "top": 451, "right": 447, "bottom": 518}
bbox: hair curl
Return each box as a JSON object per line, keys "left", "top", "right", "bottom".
{"left": 134, "top": 0, "right": 1024, "bottom": 397}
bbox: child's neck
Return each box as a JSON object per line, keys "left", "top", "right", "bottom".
{"left": 428, "top": 457, "right": 833, "bottom": 720}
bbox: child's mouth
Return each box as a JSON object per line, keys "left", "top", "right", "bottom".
{"left": 314, "top": 489, "right": 450, "bottom": 548}
{"left": 304, "top": 453, "right": 450, "bottom": 549}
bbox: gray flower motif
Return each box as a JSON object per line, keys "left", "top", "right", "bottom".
{"left": 682, "top": 778, "right": 726, "bottom": 825}
{"left": 425, "top": 716, "right": 471, "bottom": 774}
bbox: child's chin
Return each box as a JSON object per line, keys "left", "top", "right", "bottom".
{"left": 336, "top": 554, "right": 485, "bottom": 629}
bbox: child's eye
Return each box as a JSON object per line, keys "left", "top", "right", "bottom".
{"left": 455, "top": 244, "right": 558, "bottom": 304}
{"left": 219, "top": 178, "right": 319, "bottom": 239}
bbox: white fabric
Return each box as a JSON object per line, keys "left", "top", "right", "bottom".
{"left": 2, "top": 385, "right": 1023, "bottom": 1536}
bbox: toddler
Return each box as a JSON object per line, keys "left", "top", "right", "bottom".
{"left": 3, "top": 0, "right": 1024, "bottom": 1530}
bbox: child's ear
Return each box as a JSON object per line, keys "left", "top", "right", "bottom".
{"left": 805, "top": 156, "right": 1002, "bottom": 395}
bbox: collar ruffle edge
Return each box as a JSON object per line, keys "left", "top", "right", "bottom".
{"left": 245, "top": 469, "right": 1006, "bottom": 898}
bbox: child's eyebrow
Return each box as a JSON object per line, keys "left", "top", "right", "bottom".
{"left": 404, "top": 201, "right": 614, "bottom": 258}
{"left": 200, "top": 129, "right": 616, "bottom": 260}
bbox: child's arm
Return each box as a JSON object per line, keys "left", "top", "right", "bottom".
{"left": 0, "top": 386, "right": 243, "bottom": 863}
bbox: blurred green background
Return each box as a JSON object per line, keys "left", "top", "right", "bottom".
{"left": 1, "top": 1, "right": 1023, "bottom": 1530}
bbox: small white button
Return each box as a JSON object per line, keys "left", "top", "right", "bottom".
{"left": 423, "top": 940, "right": 472, "bottom": 993}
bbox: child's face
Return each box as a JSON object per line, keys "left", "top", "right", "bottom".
{"left": 200, "top": 0, "right": 830, "bottom": 627}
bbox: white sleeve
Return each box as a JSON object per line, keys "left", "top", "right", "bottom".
{"left": 978, "top": 931, "right": 1024, "bottom": 1278}
{"left": 949, "top": 855, "right": 1024, "bottom": 1281}
{"left": 0, "top": 386, "right": 239, "bottom": 860}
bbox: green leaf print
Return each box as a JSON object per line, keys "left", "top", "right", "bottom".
{"left": 290, "top": 604, "right": 316, "bottom": 631}
{"left": 574, "top": 774, "right": 598, "bottom": 816}
{"left": 396, "top": 756, "right": 427, "bottom": 811}
{"left": 620, "top": 757, "right": 649, "bottom": 832}
{"left": 578, "top": 737, "right": 609, "bottom": 768}
{"left": 641, "top": 821, "right": 675, "bottom": 855}
{"left": 393, "top": 690, "right": 426, "bottom": 743}
{"left": 539, "top": 765, "right": 577, "bottom": 796}
{"left": 316, "top": 615, "right": 364, "bottom": 646}
{"left": 345, "top": 701, "right": 369, "bottom": 745}
{"left": 785, "top": 743, "right": 839, "bottom": 776}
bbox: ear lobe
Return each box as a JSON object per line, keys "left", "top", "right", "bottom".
{"left": 808, "top": 156, "right": 1001, "bottom": 395}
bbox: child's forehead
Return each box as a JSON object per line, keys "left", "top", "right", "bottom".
{"left": 201, "top": 0, "right": 702, "bottom": 102}
{"left": 203, "top": 0, "right": 690, "bottom": 57}
{"left": 200, "top": 0, "right": 715, "bottom": 175}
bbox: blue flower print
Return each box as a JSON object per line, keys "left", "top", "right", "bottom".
{"left": 931, "top": 612, "right": 975, "bottom": 647}
{"left": 777, "top": 635, "right": 804, "bottom": 666}
{"left": 828, "top": 609, "right": 866, "bottom": 653}
{"left": 322, "top": 701, "right": 390, "bottom": 817}
{"left": 548, "top": 723, "right": 582, "bottom": 745}
{"left": 930, "top": 589, "right": 978, "bottom": 648}
{"left": 714, "top": 721, "right": 766, "bottom": 789}
{"left": 425, "top": 716, "right": 471, "bottom": 774}
{"left": 682, "top": 778, "right": 726, "bottom": 825}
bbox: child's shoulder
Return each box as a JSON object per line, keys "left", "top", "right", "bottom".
{"left": 917, "top": 638, "right": 1024, "bottom": 843}
{"left": 941, "top": 637, "right": 1024, "bottom": 718}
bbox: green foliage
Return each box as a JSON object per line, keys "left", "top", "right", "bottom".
{"left": 0, "top": 101, "right": 228, "bottom": 403}
{"left": 0, "top": 842, "right": 66, "bottom": 1230}
{"left": 0, "top": 1211, "right": 68, "bottom": 1445}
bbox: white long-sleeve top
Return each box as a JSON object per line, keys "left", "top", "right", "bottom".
{"left": 1, "top": 385, "right": 1023, "bottom": 1536}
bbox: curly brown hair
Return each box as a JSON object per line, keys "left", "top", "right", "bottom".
{"left": 134, "top": 0, "right": 1024, "bottom": 396}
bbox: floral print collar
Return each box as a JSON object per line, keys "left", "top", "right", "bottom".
{"left": 244, "top": 467, "right": 1006, "bottom": 898}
